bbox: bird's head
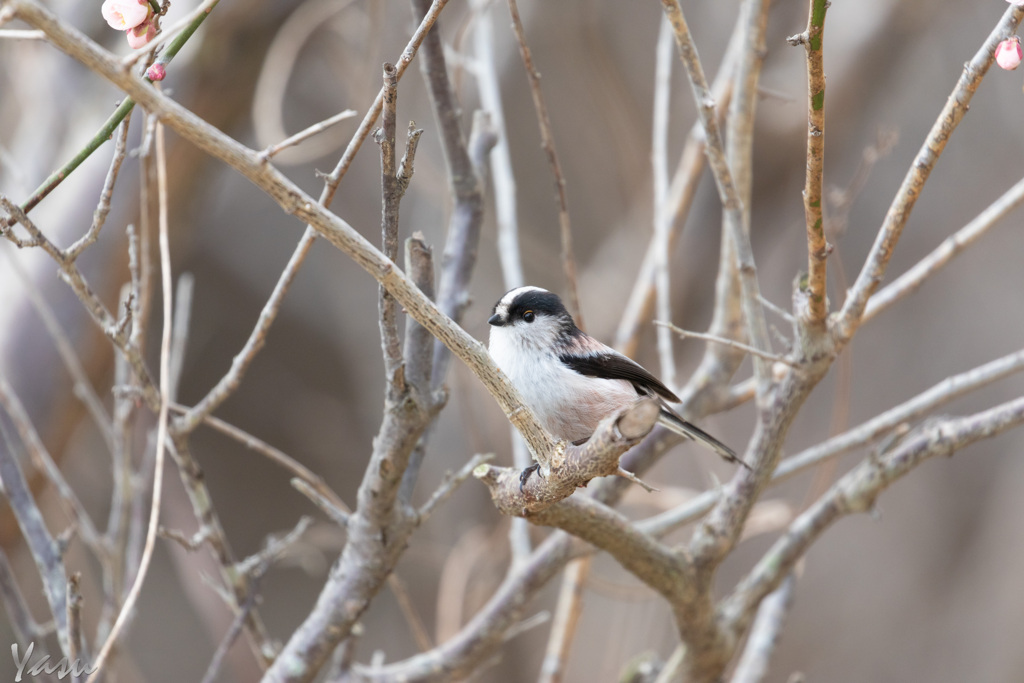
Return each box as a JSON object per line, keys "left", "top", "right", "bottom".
{"left": 488, "top": 286, "right": 578, "bottom": 351}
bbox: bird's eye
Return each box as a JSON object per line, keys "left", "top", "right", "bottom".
{"left": 523, "top": 310, "right": 535, "bottom": 323}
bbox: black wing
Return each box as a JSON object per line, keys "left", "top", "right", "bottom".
{"left": 560, "top": 352, "right": 681, "bottom": 403}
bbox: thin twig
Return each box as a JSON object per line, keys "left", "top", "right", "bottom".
{"left": 259, "top": 109, "right": 358, "bottom": 162}
{"left": 236, "top": 516, "right": 314, "bottom": 577}
{"left": 799, "top": 0, "right": 830, "bottom": 327}
{"left": 730, "top": 573, "right": 795, "bottom": 683}
{"left": 386, "top": 572, "right": 434, "bottom": 653}
{"left": 200, "top": 562, "right": 269, "bottom": 683}
{"left": 864, "top": 173, "right": 1024, "bottom": 323}
{"left": 418, "top": 453, "right": 494, "bottom": 522}
{"left": 507, "top": 0, "right": 583, "bottom": 326}
{"left": 538, "top": 557, "right": 591, "bottom": 683}
{"left": 66, "top": 573, "right": 86, "bottom": 683}
{"left": 652, "top": 15, "right": 677, "bottom": 389}
{"left": 655, "top": 321, "right": 798, "bottom": 368}
{"left": 322, "top": 0, "right": 452, "bottom": 200}
{"left": 170, "top": 224, "right": 314, "bottom": 434}
{"left": 66, "top": 117, "right": 131, "bottom": 260}
{"left": 471, "top": 0, "right": 523, "bottom": 288}
{"left": 168, "top": 403, "right": 349, "bottom": 513}
{"left": 86, "top": 121, "right": 173, "bottom": 683}
{"left": 291, "top": 479, "right": 350, "bottom": 527}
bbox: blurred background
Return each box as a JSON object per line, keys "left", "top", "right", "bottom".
{"left": 2, "top": 0, "right": 1024, "bottom": 680}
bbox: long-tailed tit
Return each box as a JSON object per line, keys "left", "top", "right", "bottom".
{"left": 488, "top": 286, "right": 744, "bottom": 486}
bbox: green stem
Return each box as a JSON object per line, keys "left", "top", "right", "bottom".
{"left": 15, "top": 0, "right": 220, "bottom": 218}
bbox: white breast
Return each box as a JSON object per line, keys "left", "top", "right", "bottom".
{"left": 489, "top": 328, "right": 636, "bottom": 443}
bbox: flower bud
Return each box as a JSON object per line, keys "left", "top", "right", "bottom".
{"left": 101, "top": 0, "right": 152, "bottom": 31}
{"left": 146, "top": 63, "right": 166, "bottom": 82}
{"left": 996, "top": 36, "right": 1023, "bottom": 71}
{"left": 127, "top": 18, "right": 158, "bottom": 49}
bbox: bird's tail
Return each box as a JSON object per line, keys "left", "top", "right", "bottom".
{"left": 657, "top": 409, "right": 749, "bottom": 470}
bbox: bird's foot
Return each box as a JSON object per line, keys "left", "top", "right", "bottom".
{"left": 519, "top": 463, "right": 542, "bottom": 492}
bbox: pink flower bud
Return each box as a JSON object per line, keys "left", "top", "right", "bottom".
{"left": 146, "top": 63, "right": 166, "bottom": 81}
{"left": 126, "top": 18, "right": 158, "bottom": 50}
{"left": 996, "top": 37, "right": 1023, "bottom": 71}
{"left": 101, "top": 0, "right": 152, "bottom": 31}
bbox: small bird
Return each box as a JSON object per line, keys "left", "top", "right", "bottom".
{"left": 488, "top": 286, "right": 744, "bottom": 487}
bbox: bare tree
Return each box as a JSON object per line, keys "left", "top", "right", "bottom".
{"left": 1, "top": 1, "right": 1023, "bottom": 682}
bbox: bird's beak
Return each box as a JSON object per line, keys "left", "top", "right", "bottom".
{"left": 487, "top": 313, "right": 504, "bottom": 326}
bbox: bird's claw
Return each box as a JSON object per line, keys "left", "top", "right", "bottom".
{"left": 519, "top": 463, "right": 542, "bottom": 492}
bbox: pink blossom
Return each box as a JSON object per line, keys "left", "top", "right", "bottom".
{"left": 101, "top": 0, "right": 152, "bottom": 31}
{"left": 126, "top": 18, "right": 158, "bottom": 49}
{"left": 146, "top": 63, "right": 166, "bottom": 82}
{"left": 995, "top": 36, "right": 1023, "bottom": 70}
